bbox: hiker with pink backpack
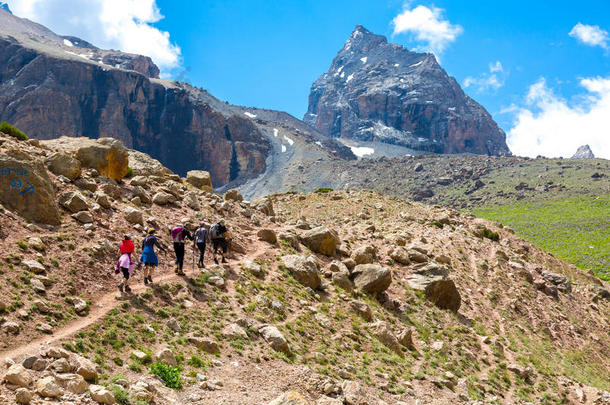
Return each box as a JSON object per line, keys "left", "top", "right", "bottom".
{"left": 169, "top": 220, "right": 193, "bottom": 276}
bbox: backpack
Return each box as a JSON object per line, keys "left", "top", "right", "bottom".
{"left": 210, "top": 223, "right": 224, "bottom": 240}
{"left": 170, "top": 227, "right": 185, "bottom": 242}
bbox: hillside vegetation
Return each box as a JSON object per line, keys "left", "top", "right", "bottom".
{"left": 474, "top": 194, "right": 610, "bottom": 281}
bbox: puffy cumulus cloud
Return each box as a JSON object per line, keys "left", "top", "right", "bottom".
{"left": 464, "top": 61, "right": 506, "bottom": 93}
{"left": 392, "top": 5, "right": 463, "bottom": 55}
{"left": 507, "top": 77, "right": 610, "bottom": 159}
{"left": 9, "top": 0, "right": 181, "bottom": 76}
{"left": 569, "top": 23, "right": 609, "bottom": 49}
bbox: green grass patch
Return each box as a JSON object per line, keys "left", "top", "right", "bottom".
{"left": 0, "top": 121, "right": 28, "bottom": 141}
{"left": 474, "top": 194, "right": 610, "bottom": 280}
{"left": 149, "top": 362, "right": 182, "bottom": 389}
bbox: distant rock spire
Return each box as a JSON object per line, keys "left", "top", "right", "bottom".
{"left": 571, "top": 145, "right": 595, "bottom": 159}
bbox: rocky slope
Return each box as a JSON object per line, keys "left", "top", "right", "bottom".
{"left": 0, "top": 8, "right": 357, "bottom": 190}
{"left": 304, "top": 26, "right": 511, "bottom": 156}
{"left": 0, "top": 131, "right": 608, "bottom": 404}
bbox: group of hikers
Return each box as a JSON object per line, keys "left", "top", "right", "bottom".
{"left": 114, "top": 219, "right": 229, "bottom": 293}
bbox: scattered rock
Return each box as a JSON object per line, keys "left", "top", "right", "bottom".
{"left": 124, "top": 206, "right": 144, "bottom": 225}
{"left": 352, "top": 264, "right": 392, "bottom": 294}
{"left": 59, "top": 191, "right": 89, "bottom": 213}
{"left": 224, "top": 189, "right": 243, "bottom": 202}
{"left": 188, "top": 337, "right": 220, "bottom": 354}
{"left": 332, "top": 268, "right": 354, "bottom": 292}
{"left": 72, "top": 210, "right": 94, "bottom": 223}
{"left": 349, "top": 300, "right": 373, "bottom": 321}
{"left": 15, "top": 388, "right": 32, "bottom": 404}
{"left": 23, "top": 259, "right": 46, "bottom": 274}
{"left": 30, "top": 278, "right": 46, "bottom": 293}
{"left": 167, "top": 318, "right": 182, "bottom": 332}
{"left": 351, "top": 245, "right": 377, "bottom": 265}
{"left": 3, "top": 364, "right": 32, "bottom": 387}
{"left": 152, "top": 191, "right": 173, "bottom": 205}
{"left": 89, "top": 384, "right": 116, "bottom": 404}
{"left": 222, "top": 323, "right": 248, "bottom": 339}
{"left": 55, "top": 373, "right": 88, "bottom": 394}
{"left": 257, "top": 228, "right": 278, "bottom": 244}
{"left": 186, "top": 170, "right": 213, "bottom": 193}
{"left": 36, "top": 323, "right": 53, "bottom": 334}
{"left": 407, "top": 264, "right": 461, "bottom": 313}
{"left": 342, "top": 380, "right": 366, "bottom": 405}
{"left": 299, "top": 226, "right": 340, "bottom": 256}
{"left": 3, "top": 321, "right": 21, "bottom": 334}
{"left": 371, "top": 321, "right": 401, "bottom": 354}
{"left": 268, "top": 391, "right": 309, "bottom": 405}
{"left": 27, "top": 237, "right": 45, "bottom": 252}
{"left": 389, "top": 247, "right": 410, "bottom": 265}
{"left": 397, "top": 328, "right": 414, "bottom": 349}
{"left": 36, "top": 376, "right": 63, "bottom": 398}
{"left": 282, "top": 255, "right": 321, "bottom": 289}
{"left": 45, "top": 152, "right": 81, "bottom": 180}
{"left": 73, "top": 355, "right": 99, "bottom": 381}
{"left": 154, "top": 347, "right": 176, "bottom": 366}
{"left": 259, "top": 325, "right": 291, "bottom": 356}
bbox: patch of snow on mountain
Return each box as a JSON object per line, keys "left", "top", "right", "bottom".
{"left": 394, "top": 64, "right": 400, "bottom": 67}
{"left": 315, "top": 141, "right": 322, "bottom": 147}
{"left": 360, "top": 57, "right": 368, "bottom": 64}
{"left": 410, "top": 61, "right": 423, "bottom": 68}
{"left": 346, "top": 74, "right": 354, "bottom": 83}
{"left": 281, "top": 144, "right": 287, "bottom": 153}
{"left": 273, "top": 128, "right": 279, "bottom": 137}
{"left": 283, "top": 135, "right": 294, "bottom": 146}
{"left": 244, "top": 112, "right": 257, "bottom": 118}
{"left": 350, "top": 146, "right": 374, "bottom": 158}
{"left": 340, "top": 72, "right": 345, "bottom": 78}
{"left": 63, "top": 39, "right": 73, "bottom": 47}
{"left": 448, "top": 107, "right": 456, "bottom": 111}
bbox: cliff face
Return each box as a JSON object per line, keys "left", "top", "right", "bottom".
{"left": 0, "top": 10, "right": 269, "bottom": 186}
{"left": 305, "top": 26, "right": 511, "bottom": 156}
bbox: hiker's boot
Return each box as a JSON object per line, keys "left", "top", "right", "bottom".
{"left": 125, "top": 286, "right": 132, "bottom": 293}
{"left": 147, "top": 276, "right": 153, "bottom": 283}
{"left": 221, "top": 257, "right": 227, "bottom": 264}
{"left": 214, "top": 257, "right": 219, "bottom": 264}
{"left": 144, "top": 277, "right": 149, "bottom": 285}
{"left": 118, "top": 284, "right": 124, "bottom": 293}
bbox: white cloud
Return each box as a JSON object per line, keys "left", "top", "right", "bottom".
{"left": 392, "top": 5, "right": 463, "bottom": 55}
{"left": 9, "top": 0, "right": 181, "bottom": 76}
{"left": 569, "top": 23, "right": 609, "bottom": 49}
{"left": 463, "top": 61, "right": 506, "bottom": 93}
{"left": 507, "top": 77, "right": 610, "bottom": 159}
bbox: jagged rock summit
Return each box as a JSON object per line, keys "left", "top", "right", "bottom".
{"left": 572, "top": 144, "right": 595, "bottom": 159}
{"left": 304, "top": 25, "right": 511, "bottom": 156}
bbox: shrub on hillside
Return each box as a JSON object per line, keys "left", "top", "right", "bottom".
{"left": 315, "top": 187, "right": 333, "bottom": 193}
{"left": 150, "top": 362, "right": 182, "bottom": 389}
{"left": 474, "top": 227, "right": 500, "bottom": 242}
{"left": 0, "top": 121, "right": 28, "bottom": 141}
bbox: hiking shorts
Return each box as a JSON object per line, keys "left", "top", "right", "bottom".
{"left": 120, "top": 267, "right": 130, "bottom": 280}
{"left": 212, "top": 238, "right": 228, "bottom": 254}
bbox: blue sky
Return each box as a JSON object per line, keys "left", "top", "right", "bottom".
{"left": 8, "top": 0, "right": 610, "bottom": 158}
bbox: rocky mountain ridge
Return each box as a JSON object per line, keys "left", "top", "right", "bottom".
{"left": 0, "top": 9, "right": 356, "bottom": 191}
{"left": 304, "top": 25, "right": 511, "bottom": 156}
{"left": 572, "top": 145, "right": 595, "bottom": 159}
{"left": 0, "top": 131, "right": 608, "bottom": 404}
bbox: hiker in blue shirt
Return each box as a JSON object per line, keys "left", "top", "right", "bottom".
{"left": 140, "top": 229, "right": 166, "bottom": 285}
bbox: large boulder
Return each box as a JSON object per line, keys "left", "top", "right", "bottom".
{"left": 45, "top": 152, "right": 81, "bottom": 180}
{"left": 407, "top": 264, "right": 461, "bottom": 313}
{"left": 3, "top": 364, "right": 32, "bottom": 387}
{"left": 55, "top": 373, "right": 88, "bottom": 394}
{"left": 282, "top": 255, "right": 321, "bottom": 289}
{"left": 72, "top": 355, "right": 99, "bottom": 381}
{"left": 0, "top": 150, "right": 60, "bottom": 225}
{"left": 188, "top": 337, "right": 220, "bottom": 354}
{"left": 299, "top": 226, "right": 340, "bottom": 256}
{"left": 351, "top": 245, "right": 376, "bottom": 265}
{"left": 36, "top": 376, "right": 63, "bottom": 398}
{"left": 124, "top": 206, "right": 144, "bottom": 225}
{"left": 252, "top": 197, "right": 275, "bottom": 216}
{"left": 186, "top": 170, "right": 213, "bottom": 192}
{"left": 352, "top": 264, "right": 392, "bottom": 294}
{"left": 41, "top": 137, "right": 129, "bottom": 181}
